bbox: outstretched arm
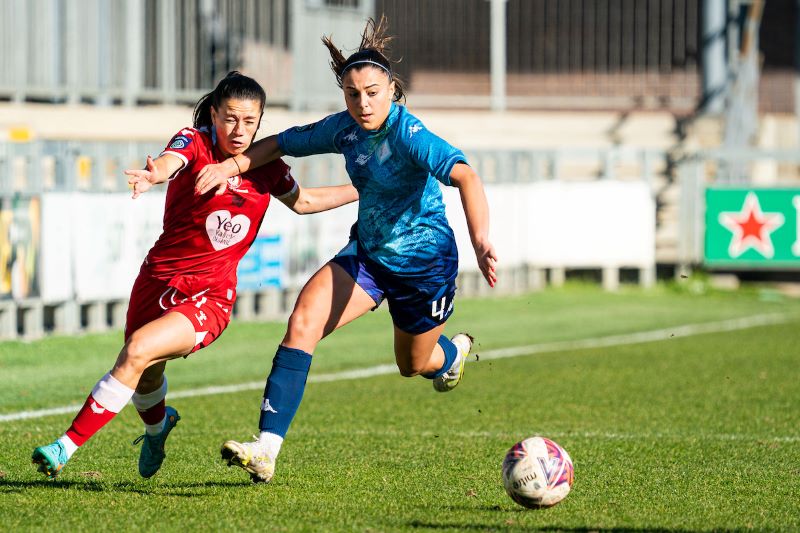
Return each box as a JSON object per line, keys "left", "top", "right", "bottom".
{"left": 279, "top": 183, "right": 359, "bottom": 215}
{"left": 124, "top": 154, "right": 184, "bottom": 199}
{"left": 449, "top": 162, "right": 498, "bottom": 287}
{"left": 195, "top": 135, "right": 283, "bottom": 196}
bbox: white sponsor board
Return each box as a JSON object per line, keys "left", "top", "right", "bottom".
{"left": 258, "top": 199, "right": 357, "bottom": 286}
{"left": 40, "top": 193, "right": 164, "bottom": 302}
{"left": 40, "top": 194, "right": 74, "bottom": 302}
{"left": 442, "top": 181, "right": 655, "bottom": 271}
{"left": 39, "top": 182, "right": 653, "bottom": 301}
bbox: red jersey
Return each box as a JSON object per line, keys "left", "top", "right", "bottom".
{"left": 142, "top": 127, "right": 297, "bottom": 299}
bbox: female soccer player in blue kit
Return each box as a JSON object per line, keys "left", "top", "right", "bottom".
{"left": 195, "top": 16, "right": 497, "bottom": 483}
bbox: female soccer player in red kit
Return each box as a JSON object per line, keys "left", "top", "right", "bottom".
{"left": 31, "top": 72, "right": 358, "bottom": 480}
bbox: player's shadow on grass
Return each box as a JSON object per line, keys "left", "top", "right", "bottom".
{"left": 408, "top": 523, "right": 731, "bottom": 533}
{"left": 409, "top": 507, "right": 732, "bottom": 532}
{"left": 0, "top": 478, "right": 251, "bottom": 496}
{"left": 0, "top": 479, "right": 107, "bottom": 493}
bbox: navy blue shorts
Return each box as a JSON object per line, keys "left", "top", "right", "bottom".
{"left": 330, "top": 240, "right": 457, "bottom": 334}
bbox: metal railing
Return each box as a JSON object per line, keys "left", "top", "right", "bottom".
{"left": 2, "top": 0, "right": 766, "bottom": 112}
{"left": 0, "top": 139, "right": 668, "bottom": 339}
{"left": 0, "top": 140, "right": 668, "bottom": 194}
{"left": 8, "top": 140, "right": 797, "bottom": 340}
{"left": 1, "top": 0, "right": 295, "bottom": 106}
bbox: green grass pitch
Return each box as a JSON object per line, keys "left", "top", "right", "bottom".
{"left": 1, "top": 283, "right": 798, "bottom": 531}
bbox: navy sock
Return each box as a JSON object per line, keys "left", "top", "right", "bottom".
{"left": 258, "top": 345, "right": 313, "bottom": 437}
{"left": 422, "top": 335, "right": 458, "bottom": 379}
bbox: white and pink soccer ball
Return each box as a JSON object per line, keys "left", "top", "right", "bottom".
{"left": 502, "top": 436, "right": 574, "bottom": 508}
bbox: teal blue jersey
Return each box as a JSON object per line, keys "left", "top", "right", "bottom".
{"left": 278, "top": 103, "right": 465, "bottom": 282}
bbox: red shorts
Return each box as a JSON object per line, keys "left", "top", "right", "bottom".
{"left": 125, "top": 271, "right": 235, "bottom": 354}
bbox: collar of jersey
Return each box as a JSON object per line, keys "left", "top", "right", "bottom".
{"left": 209, "top": 126, "right": 230, "bottom": 164}
{"left": 196, "top": 125, "right": 216, "bottom": 146}
{"left": 361, "top": 102, "right": 400, "bottom": 138}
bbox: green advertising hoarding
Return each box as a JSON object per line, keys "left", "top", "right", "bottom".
{"left": 705, "top": 188, "right": 800, "bottom": 267}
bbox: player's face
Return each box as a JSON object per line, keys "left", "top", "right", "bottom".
{"left": 342, "top": 67, "right": 395, "bottom": 131}
{"left": 211, "top": 98, "right": 262, "bottom": 157}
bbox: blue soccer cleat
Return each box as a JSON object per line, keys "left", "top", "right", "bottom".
{"left": 133, "top": 406, "right": 181, "bottom": 478}
{"left": 433, "top": 333, "right": 474, "bottom": 392}
{"left": 32, "top": 440, "right": 69, "bottom": 479}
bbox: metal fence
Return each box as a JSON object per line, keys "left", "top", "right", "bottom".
{"left": 0, "top": 140, "right": 163, "bottom": 194}
{"left": 0, "top": 139, "right": 668, "bottom": 339}
{"left": 0, "top": 140, "right": 669, "bottom": 194}
{"left": 0, "top": 0, "right": 294, "bottom": 106}
{"left": 378, "top": 0, "right": 701, "bottom": 74}
{"left": 4, "top": 137, "right": 798, "bottom": 340}
{"left": 2, "top": 0, "right": 777, "bottom": 112}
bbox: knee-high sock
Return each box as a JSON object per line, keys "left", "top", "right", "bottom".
{"left": 132, "top": 376, "right": 168, "bottom": 435}
{"left": 422, "top": 335, "right": 458, "bottom": 379}
{"left": 64, "top": 372, "right": 134, "bottom": 447}
{"left": 258, "top": 346, "right": 312, "bottom": 441}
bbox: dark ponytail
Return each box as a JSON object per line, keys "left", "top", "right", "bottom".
{"left": 192, "top": 71, "right": 267, "bottom": 129}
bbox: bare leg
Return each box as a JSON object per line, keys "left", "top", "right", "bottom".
{"left": 136, "top": 361, "right": 167, "bottom": 395}
{"left": 112, "top": 311, "right": 196, "bottom": 389}
{"left": 392, "top": 323, "right": 448, "bottom": 377}
{"left": 32, "top": 311, "right": 196, "bottom": 479}
{"left": 220, "top": 262, "right": 379, "bottom": 479}
{"left": 282, "top": 262, "right": 377, "bottom": 353}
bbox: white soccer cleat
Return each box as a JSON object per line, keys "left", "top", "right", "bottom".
{"left": 220, "top": 438, "right": 275, "bottom": 484}
{"left": 433, "top": 333, "right": 474, "bottom": 392}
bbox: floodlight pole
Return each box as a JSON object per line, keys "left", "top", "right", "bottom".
{"left": 490, "top": 0, "right": 507, "bottom": 112}
{"left": 124, "top": 0, "right": 144, "bottom": 107}
{"left": 12, "top": 0, "right": 27, "bottom": 104}
{"left": 796, "top": 0, "right": 800, "bottom": 143}
{"left": 289, "top": 0, "right": 304, "bottom": 111}
{"left": 701, "top": 0, "right": 727, "bottom": 114}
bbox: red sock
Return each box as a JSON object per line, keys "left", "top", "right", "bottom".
{"left": 137, "top": 399, "right": 166, "bottom": 425}
{"left": 131, "top": 376, "right": 168, "bottom": 428}
{"left": 65, "top": 395, "right": 119, "bottom": 446}
{"left": 64, "top": 372, "right": 134, "bottom": 447}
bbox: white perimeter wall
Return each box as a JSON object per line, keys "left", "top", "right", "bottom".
{"left": 38, "top": 181, "right": 654, "bottom": 301}
{"left": 442, "top": 181, "right": 655, "bottom": 271}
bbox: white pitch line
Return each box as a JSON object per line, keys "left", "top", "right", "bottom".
{"left": 0, "top": 312, "right": 792, "bottom": 424}
{"left": 473, "top": 312, "right": 792, "bottom": 361}
{"left": 288, "top": 427, "right": 800, "bottom": 444}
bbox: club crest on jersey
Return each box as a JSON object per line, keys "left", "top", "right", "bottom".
{"left": 226, "top": 174, "right": 249, "bottom": 194}
{"left": 169, "top": 134, "right": 192, "bottom": 149}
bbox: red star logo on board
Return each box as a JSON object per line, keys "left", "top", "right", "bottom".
{"left": 718, "top": 192, "right": 784, "bottom": 258}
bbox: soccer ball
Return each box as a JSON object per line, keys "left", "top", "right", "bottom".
{"left": 502, "top": 436, "right": 574, "bottom": 508}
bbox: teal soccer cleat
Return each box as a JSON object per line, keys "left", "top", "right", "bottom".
{"left": 32, "top": 440, "right": 69, "bottom": 479}
{"left": 133, "top": 406, "right": 181, "bottom": 478}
